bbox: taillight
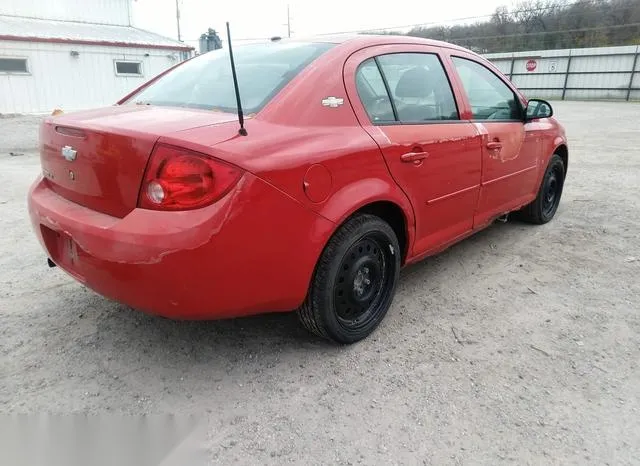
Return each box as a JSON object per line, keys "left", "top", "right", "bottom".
{"left": 138, "top": 144, "right": 242, "bottom": 211}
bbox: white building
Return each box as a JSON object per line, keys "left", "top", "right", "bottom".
{"left": 0, "top": 0, "right": 193, "bottom": 114}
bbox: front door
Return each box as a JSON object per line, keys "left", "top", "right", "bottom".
{"left": 344, "top": 46, "right": 482, "bottom": 258}
{"left": 449, "top": 55, "right": 541, "bottom": 227}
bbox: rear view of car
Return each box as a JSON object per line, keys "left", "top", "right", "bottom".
{"left": 28, "top": 40, "right": 340, "bottom": 320}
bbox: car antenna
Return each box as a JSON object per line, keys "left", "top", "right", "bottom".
{"left": 226, "top": 22, "right": 247, "bottom": 136}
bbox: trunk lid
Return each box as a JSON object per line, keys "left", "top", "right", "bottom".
{"left": 39, "top": 105, "right": 239, "bottom": 218}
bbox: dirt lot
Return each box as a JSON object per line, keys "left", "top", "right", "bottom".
{"left": 1, "top": 102, "right": 639, "bottom": 465}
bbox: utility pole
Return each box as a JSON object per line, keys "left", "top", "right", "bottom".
{"left": 175, "top": 0, "right": 182, "bottom": 41}
{"left": 286, "top": 4, "right": 291, "bottom": 38}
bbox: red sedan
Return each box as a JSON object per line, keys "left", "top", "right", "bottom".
{"left": 28, "top": 35, "right": 567, "bottom": 343}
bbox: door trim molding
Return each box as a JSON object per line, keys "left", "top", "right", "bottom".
{"left": 426, "top": 184, "right": 480, "bottom": 205}
{"left": 482, "top": 164, "right": 537, "bottom": 187}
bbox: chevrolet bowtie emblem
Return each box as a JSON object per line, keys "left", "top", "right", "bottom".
{"left": 321, "top": 96, "right": 344, "bottom": 108}
{"left": 61, "top": 145, "right": 77, "bottom": 162}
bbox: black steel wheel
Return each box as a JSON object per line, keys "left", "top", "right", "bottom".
{"left": 542, "top": 164, "right": 562, "bottom": 218}
{"left": 519, "top": 154, "right": 566, "bottom": 224}
{"left": 298, "top": 214, "right": 400, "bottom": 344}
{"left": 334, "top": 234, "right": 393, "bottom": 330}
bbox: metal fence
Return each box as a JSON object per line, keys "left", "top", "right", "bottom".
{"left": 486, "top": 45, "right": 640, "bottom": 101}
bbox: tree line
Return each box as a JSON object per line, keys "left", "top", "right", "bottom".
{"left": 386, "top": 0, "right": 640, "bottom": 53}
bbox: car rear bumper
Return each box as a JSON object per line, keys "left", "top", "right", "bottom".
{"left": 28, "top": 173, "right": 334, "bottom": 319}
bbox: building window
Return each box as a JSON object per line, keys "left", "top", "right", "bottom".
{"left": 0, "top": 57, "right": 29, "bottom": 74}
{"left": 114, "top": 60, "right": 143, "bottom": 76}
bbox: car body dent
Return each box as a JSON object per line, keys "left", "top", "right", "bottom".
{"left": 29, "top": 171, "right": 335, "bottom": 317}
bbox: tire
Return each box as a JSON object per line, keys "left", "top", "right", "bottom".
{"left": 519, "top": 154, "right": 566, "bottom": 224}
{"left": 298, "top": 213, "right": 401, "bottom": 344}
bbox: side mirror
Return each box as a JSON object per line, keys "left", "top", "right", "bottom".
{"left": 525, "top": 98, "right": 553, "bottom": 121}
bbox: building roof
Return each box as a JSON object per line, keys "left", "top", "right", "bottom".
{"left": 0, "top": 15, "right": 193, "bottom": 51}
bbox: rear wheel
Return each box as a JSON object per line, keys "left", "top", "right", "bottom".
{"left": 298, "top": 214, "right": 400, "bottom": 344}
{"left": 519, "top": 154, "right": 566, "bottom": 224}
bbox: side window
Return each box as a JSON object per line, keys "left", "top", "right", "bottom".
{"left": 451, "top": 57, "right": 522, "bottom": 121}
{"left": 115, "top": 60, "right": 143, "bottom": 77}
{"left": 377, "top": 53, "right": 459, "bottom": 122}
{"left": 0, "top": 57, "right": 29, "bottom": 74}
{"left": 355, "top": 59, "right": 395, "bottom": 123}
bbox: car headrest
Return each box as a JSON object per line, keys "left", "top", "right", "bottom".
{"left": 395, "top": 67, "right": 435, "bottom": 98}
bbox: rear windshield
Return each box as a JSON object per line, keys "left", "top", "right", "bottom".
{"left": 125, "top": 42, "right": 334, "bottom": 114}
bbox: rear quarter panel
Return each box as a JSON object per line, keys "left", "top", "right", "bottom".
{"left": 172, "top": 43, "right": 416, "bottom": 254}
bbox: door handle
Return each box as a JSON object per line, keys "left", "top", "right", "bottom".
{"left": 486, "top": 141, "right": 503, "bottom": 150}
{"left": 400, "top": 151, "right": 429, "bottom": 163}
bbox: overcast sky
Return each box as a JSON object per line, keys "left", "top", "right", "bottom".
{"left": 132, "top": 0, "right": 516, "bottom": 48}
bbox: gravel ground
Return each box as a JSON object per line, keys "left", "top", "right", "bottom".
{"left": 1, "top": 102, "right": 639, "bottom": 465}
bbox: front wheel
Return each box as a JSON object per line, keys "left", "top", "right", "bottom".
{"left": 519, "top": 154, "right": 566, "bottom": 224}
{"left": 298, "top": 214, "right": 401, "bottom": 344}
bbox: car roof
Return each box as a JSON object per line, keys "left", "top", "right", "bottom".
{"left": 271, "top": 33, "right": 474, "bottom": 54}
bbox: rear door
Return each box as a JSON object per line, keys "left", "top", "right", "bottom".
{"left": 447, "top": 54, "right": 541, "bottom": 227}
{"left": 344, "top": 44, "right": 482, "bottom": 257}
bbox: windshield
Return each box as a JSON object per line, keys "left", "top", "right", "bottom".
{"left": 125, "top": 42, "right": 334, "bottom": 114}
